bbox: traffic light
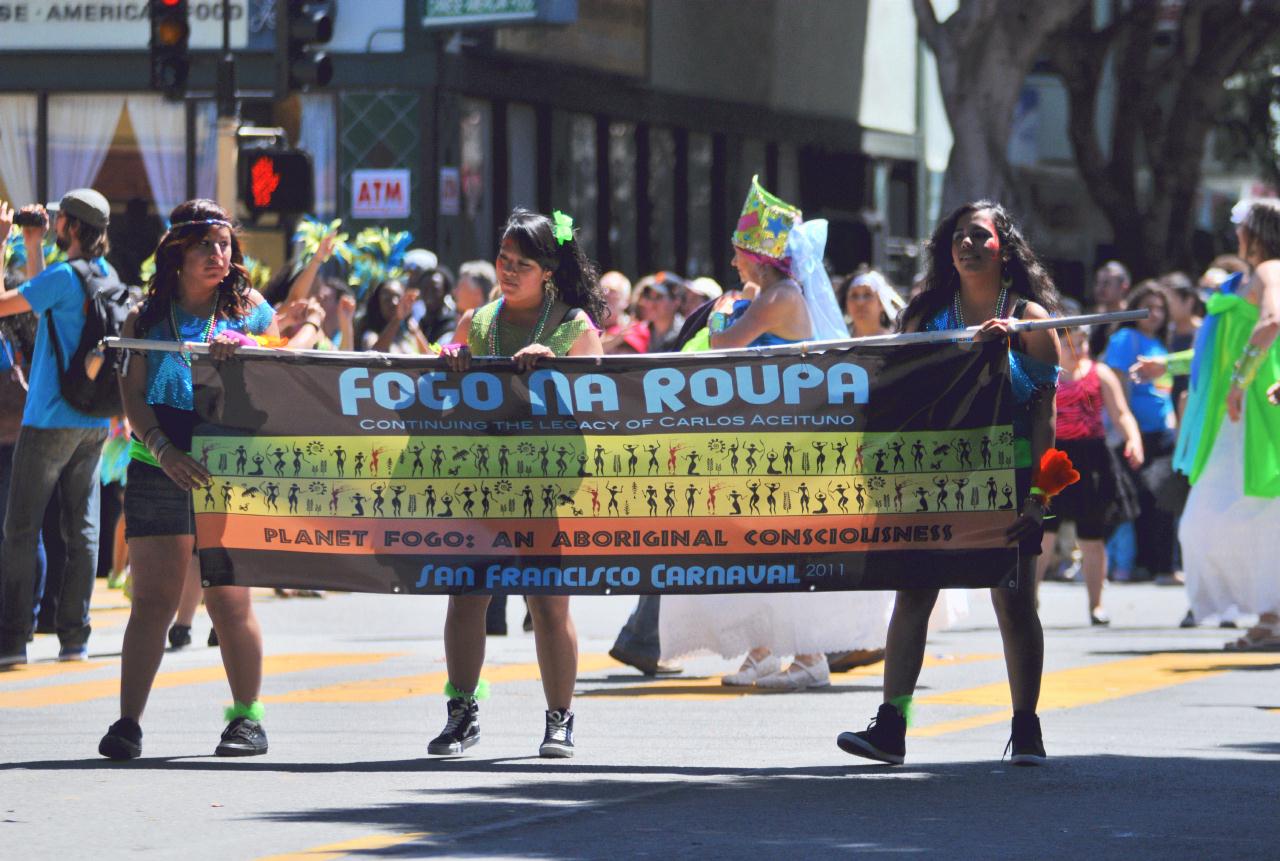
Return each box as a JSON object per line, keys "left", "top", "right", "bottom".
{"left": 275, "top": 0, "right": 335, "bottom": 96}
{"left": 150, "top": 0, "right": 190, "bottom": 100}
{"left": 238, "top": 149, "right": 315, "bottom": 217}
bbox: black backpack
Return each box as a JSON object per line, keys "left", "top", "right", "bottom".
{"left": 44, "top": 259, "right": 130, "bottom": 418}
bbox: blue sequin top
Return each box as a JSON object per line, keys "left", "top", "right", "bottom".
{"left": 143, "top": 301, "right": 275, "bottom": 411}
{"left": 728, "top": 299, "right": 802, "bottom": 347}
{"left": 924, "top": 302, "right": 1059, "bottom": 466}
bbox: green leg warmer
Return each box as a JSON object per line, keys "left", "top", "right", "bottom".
{"left": 224, "top": 700, "right": 265, "bottom": 722}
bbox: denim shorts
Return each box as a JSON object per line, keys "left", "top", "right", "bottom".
{"left": 124, "top": 460, "right": 195, "bottom": 538}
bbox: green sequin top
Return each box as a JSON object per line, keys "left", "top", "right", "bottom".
{"left": 468, "top": 299, "right": 593, "bottom": 357}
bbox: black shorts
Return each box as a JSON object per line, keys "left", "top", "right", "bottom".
{"left": 124, "top": 460, "right": 195, "bottom": 539}
{"left": 1042, "top": 437, "right": 1138, "bottom": 540}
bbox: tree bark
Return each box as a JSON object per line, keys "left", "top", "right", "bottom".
{"left": 914, "top": 0, "right": 1091, "bottom": 215}
{"left": 1046, "top": 3, "right": 1280, "bottom": 278}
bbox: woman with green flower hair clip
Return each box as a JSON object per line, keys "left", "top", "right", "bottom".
{"left": 433, "top": 208, "right": 605, "bottom": 760}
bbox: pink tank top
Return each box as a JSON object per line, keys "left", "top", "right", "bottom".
{"left": 1056, "top": 363, "right": 1104, "bottom": 440}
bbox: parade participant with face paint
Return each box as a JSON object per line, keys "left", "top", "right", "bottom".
{"left": 838, "top": 200, "right": 1062, "bottom": 766}
{"left": 658, "top": 177, "right": 894, "bottom": 692}
{"left": 436, "top": 208, "right": 605, "bottom": 758}
{"left": 98, "top": 200, "right": 280, "bottom": 761}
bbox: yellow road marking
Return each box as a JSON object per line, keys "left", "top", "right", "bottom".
{"left": 912, "top": 651, "right": 1280, "bottom": 737}
{"left": 580, "top": 653, "right": 1002, "bottom": 701}
{"left": 0, "top": 653, "right": 397, "bottom": 709}
{"left": 0, "top": 660, "right": 111, "bottom": 684}
{"left": 264, "top": 654, "right": 619, "bottom": 704}
{"left": 255, "top": 832, "right": 430, "bottom": 861}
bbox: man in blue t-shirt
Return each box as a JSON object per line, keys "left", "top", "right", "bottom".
{"left": 0, "top": 190, "right": 113, "bottom": 666}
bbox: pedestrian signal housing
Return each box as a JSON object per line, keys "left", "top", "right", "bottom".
{"left": 238, "top": 149, "right": 315, "bottom": 217}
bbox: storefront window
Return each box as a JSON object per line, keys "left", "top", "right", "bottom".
{"left": 299, "top": 94, "right": 338, "bottom": 219}
{"left": 552, "top": 112, "right": 598, "bottom": 260}
{"left": 608, "top": 121, "right": 637, "bottom": 279}
{"left": 48, "top": 94, "right": 128, "bottom": 201}
{"left": 647, "top": 127, "right": 676, "bottom": 273}
{"left": 460, "top": 98, "right": 493, "bottom": 264}
{"left": 195, "top": 102, "right": 219, "bottom": 203}
{"left": 687, "top": 132, "right": 712, "bottom": 277}
{"left": 507, "top": 103, "right": 538, "bottom": 210}
{"left": 0, "top": 95, "right": 38, "bottom": 207}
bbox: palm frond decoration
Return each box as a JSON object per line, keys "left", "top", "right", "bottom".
{"left": 43, "top": 238, "right": 67, "bottom": 266}
{"left": 140, "top": 253, "right": 156, "bottom": 286}
{"left": 347, "top": 226, "right": 413, "bottom": 298}
{"left": 242, "top": 254, "right": 273, "bottom": 294}
{"left": 2, "top": 226, "right": 19, "bottom": 271}
{"left": 5, "top": 230, "right": 66, "bottom": 272}
{"left": 292, "top": 216, "right": 352, "bottom": 272}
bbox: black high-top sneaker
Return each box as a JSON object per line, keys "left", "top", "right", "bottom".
{"left": 428, "top": 697, "right": 480, "bottom": 755}
{"left": 216, "top": 717, "right": 269, "bottom": 756}
{"left": 98, "top": 718, "right": 143, "bottom": 760}
{"left": 1007, "top": 711, "right": 1046, "bottom": 766}
{"left": 539, "top": 709, "right": 574, "bottom": 758}
{"left": 836, "top": 703, "right": 907, "bottom": 765}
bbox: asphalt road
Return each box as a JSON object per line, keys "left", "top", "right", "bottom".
{"left": 2, "top": 579, "right": 1276, "bottom": 860}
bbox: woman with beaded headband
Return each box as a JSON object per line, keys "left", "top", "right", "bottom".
{"left": 1175, "top": 198, "right": 1280, "bottom": 649}
{"left": 838, "top": 200, "right": 1062, "bottom": 767}
{"left": 98, "top": 200, "right": 280, "bottom": 761}
{"left": 435, "top": 207, "right": 604, "bottom": 759}
{"left": 658, "top": 177, "right": 895, "bottom": 691}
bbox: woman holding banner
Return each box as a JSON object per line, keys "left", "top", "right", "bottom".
{"left": 435, "top": 208, "right": 604, "bottom": 758}
{"left": 658, "top": 177, "right": 894, "bottom": 691}
{"left": 838, "top": 201, "right": 1062, "bottom": 766}
{"left": 98, "top": 200, "right": 280, "bottom": 760}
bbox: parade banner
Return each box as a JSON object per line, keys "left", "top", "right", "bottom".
{"left": 188, "top": 340, "right": 1021, "bottom": 594}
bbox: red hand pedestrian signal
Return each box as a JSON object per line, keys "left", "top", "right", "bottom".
{"left": 250, "top": 156, "right": 282, "bottom": 209}
{"left": 238, "top": 148, "right": 314, "bottom": 217}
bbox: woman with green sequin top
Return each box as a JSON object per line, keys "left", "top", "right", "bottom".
{"left": 432, "top": 208, "right": 604, "bottom": 759}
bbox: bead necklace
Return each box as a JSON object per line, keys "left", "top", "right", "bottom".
{"left": 171, "top": 300, "right": 219, "bottom": 366}
{"left": 952, "top": 284, "right": 1008, "bottom": 328}
{"left": 488, "top": 293, "right": 555, "bottom": 356}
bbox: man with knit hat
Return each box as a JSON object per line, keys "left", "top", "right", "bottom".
{"left": 0, "top": 189, "right": 114, "bottom": 667}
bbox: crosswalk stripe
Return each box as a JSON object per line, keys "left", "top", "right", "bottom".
{"left": 263, "top": 654, "right": 620, "bottom": 704}
{"left": 912, "top": 651, "right": 1280, "bottom": 737}
{"left": 0, "top": 653, "right": 397, "bottom": 709}
{"left": 578, "top": 653, "right": 1003, "bottom": 701}
{"left": 0, "top": 660, "right": 111, "bottom": 684}
{"left": 255, "top": 832, "right": 431, "bottom": 861}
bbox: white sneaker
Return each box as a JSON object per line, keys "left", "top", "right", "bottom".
{"left": 755, "top": 660, "right": 831, "bottom": 691}
{"left": 722, "top": 653, "right": 781, "bottom": 686}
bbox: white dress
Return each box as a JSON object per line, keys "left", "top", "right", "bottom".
{"left": 1181, "top": 409, "right": 1280, "bottom": 619}
{"left": 659, "top": 589, "right": 894, "bottom": 661}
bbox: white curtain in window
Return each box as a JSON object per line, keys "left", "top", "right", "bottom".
{"left": 195, "top": 102, "right": 219, "bottom": 203}
{"left": 298, "top": 93, "right": 337, "bottom": 217}
{"left": 0, "top": 95, "right": 38, "bottom": 206}
{"left": 47, "top": 94, "right": 126, "bottom": 198}
{"left": 126, "top": 94, "right": 187, "bottom": 220}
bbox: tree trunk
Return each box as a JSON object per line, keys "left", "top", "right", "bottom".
{"left": 1047, "top": 4, "right": 1280, "bottom": 279}
{"left": 915, "top": 0, "right": 1093, "bottom": 218}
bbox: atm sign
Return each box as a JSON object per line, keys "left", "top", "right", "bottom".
{"left": 352, "top": 169, "right": 412, "bottom": 219}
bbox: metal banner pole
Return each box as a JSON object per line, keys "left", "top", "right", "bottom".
{"left": 103, "top": 309, "right": 1149, "bottom": 362}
